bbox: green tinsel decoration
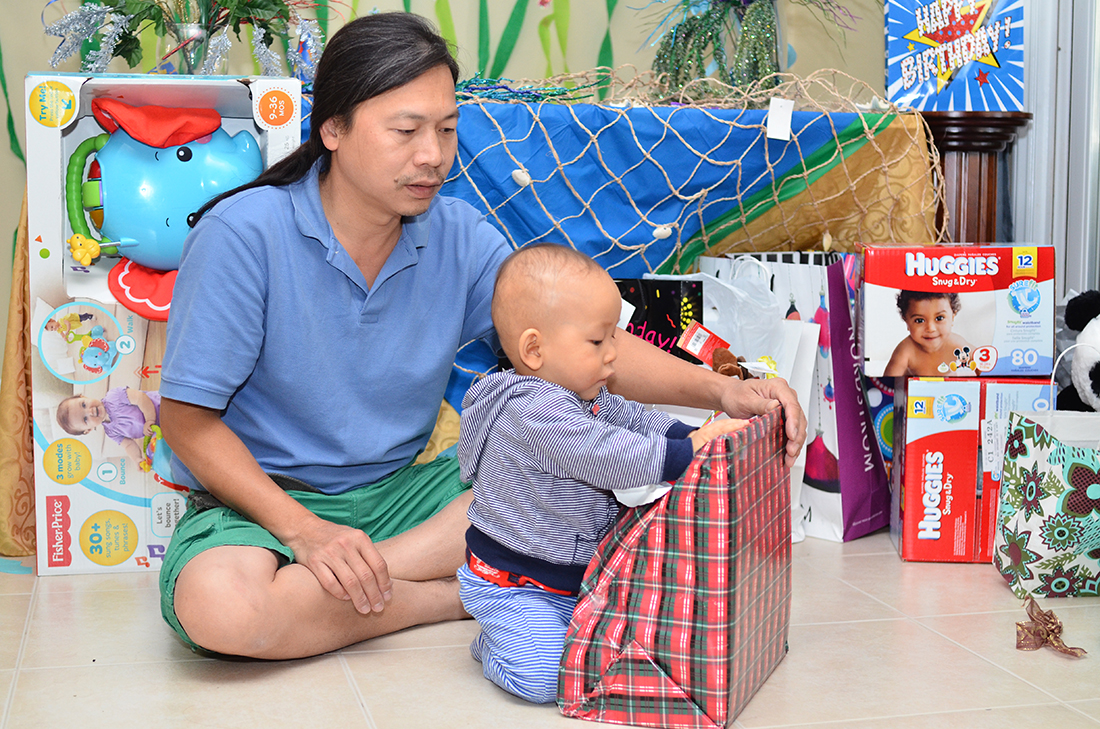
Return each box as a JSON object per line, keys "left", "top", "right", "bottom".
{"left": 731, "top": 0, "right": 778, "bottom": 90}
{"left": 651, "top": 3, "right": 733, "bottom": 92}
{"left": 650, "top": 0, "right": 780, "bottom": 94}
{"left": 456, "top": 76, "right": 598, "bottom": 103}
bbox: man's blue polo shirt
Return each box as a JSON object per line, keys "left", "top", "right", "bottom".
{"left": 160, "top": 161, "right": 511, "bottom": 494}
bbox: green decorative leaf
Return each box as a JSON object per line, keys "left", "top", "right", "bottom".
{"left": 435, "top": 0, "right": 458, "bottom": 50}
{"left": 0, "top": 31, "right": 25, "bottom": 165}
{"left": 478, "top": 0, "right": 490, "bottom": 76}
{"left": 489, "top": 0, "right": 531, "bottom": 79}
{"left": 315, "top": 0, "right": 329, "bottom": 38}
{"left": 553, "top": 0, "right": 570, "bottom": 73}
{"left": 595, "top": 0, "right": 617, "bottom": 99}
{"left": 596, "top": 33, "right": 613, "bottom": 99}
{"left": 538, "top": 13, "right": 554, "bottom": 78}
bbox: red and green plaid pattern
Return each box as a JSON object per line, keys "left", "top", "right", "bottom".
{"left": 559, "top": 408, "right": 791, "bottom": 728}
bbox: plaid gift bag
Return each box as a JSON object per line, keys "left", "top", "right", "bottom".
{"left": 994, "top": 411, "right": 1100, "bottom": 598}
{"left": 559, "top": 408, "right": 791, "bottom": 729}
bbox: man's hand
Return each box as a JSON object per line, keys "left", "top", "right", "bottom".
{"left": 718, "top": 377, "right": 807, "bottom": 468}
{"left": 285, "top": 517, "right": 394, "bottom": 614}
{"left": 689, "top": 418, "right": 750, "bottom": 452}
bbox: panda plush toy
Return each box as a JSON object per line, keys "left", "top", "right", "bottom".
{"left": 1058, "top": 290, "right": 1100, "bottom": 411}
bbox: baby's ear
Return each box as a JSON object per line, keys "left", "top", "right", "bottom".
{"left": 518, "top": 327, "right": 542, "bottom": 371}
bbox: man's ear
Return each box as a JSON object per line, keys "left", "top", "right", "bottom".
{"left": 517, "top": 328, "right": 542, "bottom": 371}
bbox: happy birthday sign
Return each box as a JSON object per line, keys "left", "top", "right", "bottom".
{"left": 886, "top": 0, "right": 1024, "bottom": 112}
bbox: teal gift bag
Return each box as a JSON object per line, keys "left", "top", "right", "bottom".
{"left": 994, "top": 411, "right": 1100, "bottom": 598}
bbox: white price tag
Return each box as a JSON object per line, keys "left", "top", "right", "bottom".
{"left": 766, "top": 97, "right": 794, "bottom": 141}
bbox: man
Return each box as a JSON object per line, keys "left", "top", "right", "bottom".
{"left": 159, "top": 12, "right": 806, "bottom": 660}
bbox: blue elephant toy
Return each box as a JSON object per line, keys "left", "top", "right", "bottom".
{"left": 79, "top": 326, "right": 118, "bottom": 374}
{"left": 66, "top": 98, "right": 263, "bottom": 273}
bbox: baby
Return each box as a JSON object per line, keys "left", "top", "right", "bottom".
{"left": 456, "top": 243, "right": 746, "bottom": 703}
{"left": 883, "top": 290, "right": 974, "bottom": 377}
{"left": 56, "top": 387, "right": 161, "bottom": 464}
{"left": 45, "top": 312, "right": 94, "bottom": 339}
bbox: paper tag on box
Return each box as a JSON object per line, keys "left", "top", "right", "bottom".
{"left": 766, "top": 97, "right": 794, "bottom": 141}
{"left": 677, "top": 320, "right": 728, "bottom": 367}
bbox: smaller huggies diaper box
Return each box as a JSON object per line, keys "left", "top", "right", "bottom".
{"left": 861, "top": 245, "right": 1054, "bottom": 378}
{"left": 891, "top": 377, "right": 1053, "bottom": 563}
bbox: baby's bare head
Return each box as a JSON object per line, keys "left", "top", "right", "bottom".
{"left": 492, "top": 244, "right": 609, "bottom": 361}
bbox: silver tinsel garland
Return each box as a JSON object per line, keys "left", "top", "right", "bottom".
{"left": 288, "top": 19, "right": 323, "bottom": 84}
{"left": 45, "top": 3, "right": 111, "bottom": 68}
{"left": 82, "top": 13, "right": 132, "bottom": 74}
{"left": 46, "top": 4, "right": 329, "bottom": 79}
{"left": 201, "top": 28, "right": 233, "bottom": 75}
{"left": 251, "top": 27, "right": 284, "bottom": 77}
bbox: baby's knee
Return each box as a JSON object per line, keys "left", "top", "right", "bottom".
{"left": 515, "top": 674, "right": 559, "bottom": 705}
{"left": 481, "top": 642, "right": 560, "bottom": 704}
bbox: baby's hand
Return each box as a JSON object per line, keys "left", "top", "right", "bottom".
{"left": 689, "top": 418, "right": 750, "bottom": 452}
{"left": 143, "top": 421, "right": 154, "bottom": 438}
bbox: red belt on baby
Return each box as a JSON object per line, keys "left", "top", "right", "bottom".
{"left": 465, "top": 549, "right": 576, "bottom": 596}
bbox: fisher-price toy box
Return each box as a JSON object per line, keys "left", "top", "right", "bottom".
{"left": 860, "top": 245, "right": 1054, "bottom": 378}
{"left": 890, "top": 376, "right": 1052, "bottom": 563}
{"left": 26, "top": 74, "right": 300, "bottom": 575}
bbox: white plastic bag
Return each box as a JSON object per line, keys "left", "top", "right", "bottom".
{"left": 644, "top": 265, "right": 815, "bottom": 542}
{"left": 644, "top": 259, "right": 785, "bottom": 362}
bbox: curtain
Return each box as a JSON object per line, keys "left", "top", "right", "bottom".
{"left": 0, "top": 188, "right": 35, "bottom": 557}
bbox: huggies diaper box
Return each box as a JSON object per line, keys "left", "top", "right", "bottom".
{"left": 890, "top": 377, "right": 1052, "bottom": 563}
{"left": 861, "top": 245, "right": 1054, "bottom": 378}
{"left": 26, "top": 74, "right": 300, "bottom": 575}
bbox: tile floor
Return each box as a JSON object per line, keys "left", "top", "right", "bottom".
{"left": 2, "top": 529, "right": 1099, "bottom": 729}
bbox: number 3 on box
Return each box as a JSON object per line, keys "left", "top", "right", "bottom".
{"left": 973, "top": 345, "right": 998, "bottom": 373}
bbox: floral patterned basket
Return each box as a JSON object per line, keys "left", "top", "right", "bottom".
{"left": 994, "top": 411, "right": 1100, "bottom": 598}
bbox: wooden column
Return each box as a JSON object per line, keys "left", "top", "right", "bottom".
{"left": 921, "top": 111, "right": 1032, "bottom": 244}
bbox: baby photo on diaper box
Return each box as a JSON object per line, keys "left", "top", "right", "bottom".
{"left": 861, "top": 245, "right": 1055, "bottom": 378}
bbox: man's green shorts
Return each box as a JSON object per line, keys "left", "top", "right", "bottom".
{"left": 159, "top": 455, "right": 468, "bottom": 652}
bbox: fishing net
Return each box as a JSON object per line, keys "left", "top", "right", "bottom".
{"left": 442, "top": 67, "right": 948, "bottom": 277}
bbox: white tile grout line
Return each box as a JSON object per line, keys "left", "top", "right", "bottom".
{"left": 339, "top": 652, "right": 378, "bottom": 729}
{"left": 739, "top": 701, "right": 1100, "bottom": 728}
{"left": 835, "top": 574, "right": 1100, "bottom": 718}
{"left": 14, "top": 656, "right": 213, "bottom": 672}
{"left": 911, "top": 615, "right": 1100, "bottom": 717}
{"left": 1065, "top": 703, "right": 1100, "bottom": 725}
{"left": 340, "top": 643, "right": 473, "bottom": 655}
{"left": 1, "top": 577, "right": 40, "bottom": 729}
